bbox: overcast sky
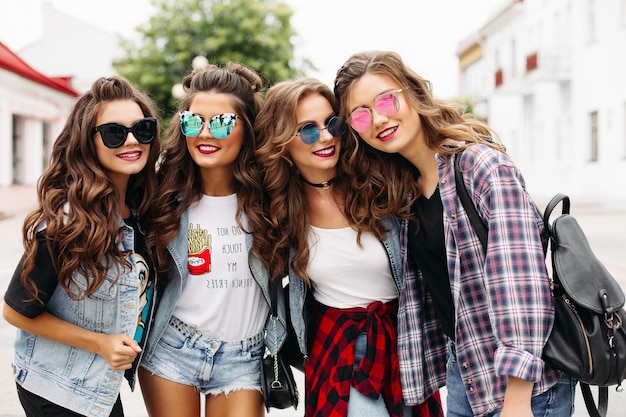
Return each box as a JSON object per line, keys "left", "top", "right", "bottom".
{"left": 0, "top": 0, "right": 502, "bottom": 99}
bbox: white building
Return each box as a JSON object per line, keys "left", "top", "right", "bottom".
{"left": 457, "top": 0, "right": 626, "bottom": 200}
{"left": 17, "top": 3, "right": 120, "bottom": 94}
{"left": 0, "top": 42, "right": 78, "bottom": 187}
{"left": 0, "top": 3, "right": 121, "bottom": 187}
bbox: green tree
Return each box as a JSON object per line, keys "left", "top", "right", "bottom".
{"left": 115, "top": 0, "right": 312, "bottom": 116}
{"left": 453, "top": 96, "right": 487, "bottom": 122}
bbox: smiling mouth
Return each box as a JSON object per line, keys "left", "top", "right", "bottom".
{"left": 313, "top": 146, "right": 335, "bottom": 156}
{"left": 378, "top": 126, "right": 397, "bottom": 140}
{"left": 118, "top": 151, "right": 141, "bottom": 159}
{"left": 198, "top": 145, "right": 219, "bottom": 153}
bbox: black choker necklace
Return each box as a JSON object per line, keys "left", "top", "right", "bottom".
{"left": 301, "top": 176, "right": 336, "bottom": 190}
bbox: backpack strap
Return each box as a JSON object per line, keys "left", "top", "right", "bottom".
{"left": 542, "top": 193, "right": 570, "bottom": 231}
{"left": 580, "top": 383, "right": 609, "bottom": 417}
{"left": 454, "top": 150, "right": 488, "bottom": 252}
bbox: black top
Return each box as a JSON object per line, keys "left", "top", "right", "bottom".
{"left": 407, "top": 187, "right": 456, "bottom": 338}
{"left": 4, "top": 232, "right": 57, "bottom": 318}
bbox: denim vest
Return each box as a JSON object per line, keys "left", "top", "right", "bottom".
{"left": 12, "top": 217, "right": 148, "bottom": 417}
{"left": 287, "top": 217, "right": 404, "bottom": 358}
{"left": 142, "top": 211, "right": 286, "bottom": 362}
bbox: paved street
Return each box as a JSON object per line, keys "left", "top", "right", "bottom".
{"left": 1, "top": 185, "right": 625, "bottom": 416}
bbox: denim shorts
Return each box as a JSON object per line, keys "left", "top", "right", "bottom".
{"left": 140, "top": 316, "right": 264, "bottom": 395}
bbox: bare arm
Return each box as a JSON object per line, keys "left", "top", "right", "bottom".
{"left": 2, "top": 301, "right": 141, "bottom": 370}
{"left": 500, "top": 376, "right": 534, "bottom": 417}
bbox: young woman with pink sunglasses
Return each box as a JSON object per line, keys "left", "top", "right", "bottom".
{"left": 334, "top": 50, "right": 576, "bottom": 417}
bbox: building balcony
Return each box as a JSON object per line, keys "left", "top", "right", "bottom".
{"left": 524, "top": 48, "right": 572, "bottom": 81}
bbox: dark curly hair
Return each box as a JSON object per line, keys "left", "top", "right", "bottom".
{"left": 21, "top": 76, "right": 161, "bottom": 301}
{"left": 148, "top": 62, "right": 266, "bottom": 273}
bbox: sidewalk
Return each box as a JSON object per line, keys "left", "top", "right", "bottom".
{"left": 0, "top": 185, "right": 38, "bottom": 221}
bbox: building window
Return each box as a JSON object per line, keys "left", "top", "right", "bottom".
{"left": 526, "top": 52, "right": 538, "bottom": 72}
{"left": 511, "top": 39, "right": 517, "bottom": 77}
{"left": 495, "top": 68, "right": 504, "bottom": 87}
{"left": 587, "top": 0, "right": 597, "bottom": 42}
{"left": 622, "top": 103, "right": 626, "bottom": 159}
{"left": 590, "top": 111, "right": 598, "bottom": 162}
{"left": 43, "top": 123, "right": 51, "bottom": 170}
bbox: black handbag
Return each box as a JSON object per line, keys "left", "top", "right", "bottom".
{"left": 454, "top": 153, "right": 626, "bottom": 417}
{"left": 260, "top": 279, "right": 299, "bottom": 412}
{"left": 281, "top": 283, "right": 307, "bottom": 372}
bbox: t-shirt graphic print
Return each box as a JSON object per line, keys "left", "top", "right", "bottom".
{"left": 188, "top": 223, "right": 212, "bottom": 275}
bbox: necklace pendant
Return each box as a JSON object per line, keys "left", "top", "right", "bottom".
{"left": 321, "top": 181, "right": 330, "bottom": 190}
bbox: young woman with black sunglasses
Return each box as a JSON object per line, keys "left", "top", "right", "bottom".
{"left": 253, "top": 77, "right": 443, "bottom": 417}
{"left": 334, "top": 50, "right": 576, "bottom": 417}
{"left": 138, "top": 62, "right": 275, "bottom": 417}
{"left": 3, "top": 75, "right": 161, "bottom": 417}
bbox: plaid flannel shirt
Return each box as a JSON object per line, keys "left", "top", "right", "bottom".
{"left": 398, "top": 144, "right": 560, "bottom": 416}
{"left": 305, "top": 300, "right": 443, "bottom": 417}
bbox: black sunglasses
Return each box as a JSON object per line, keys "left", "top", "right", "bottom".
{"left": 92, "top": 117, "right": 157, "bottom": 149}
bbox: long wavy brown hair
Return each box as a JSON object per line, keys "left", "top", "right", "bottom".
{"left": 21, "top": 76, "right": 161, "bottom": 301}
{"left": 148, "top": 62, "right": 266, "bottom": 273}
{"left": 334, "top": 50, "right": 504, "bottom": 219}
{"left": 254, "top": 78, "right": 391, "bottom": 283}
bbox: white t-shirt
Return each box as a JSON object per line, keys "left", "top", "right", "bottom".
{"left": 306, "top": 226, "right": 398, "bottom": 309}
{"left": 173, "top": 193, "right": 268, "bottom": 341}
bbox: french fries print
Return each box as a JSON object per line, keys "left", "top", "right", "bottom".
{"left": 188, "top": 223, "right": 212, "bottom": 275}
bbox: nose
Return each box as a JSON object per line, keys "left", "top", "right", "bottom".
{"left": 124, "top": 132, "right": 139, "bottom": 145}
{"left": 318, "top": 126, "right": 335, "bottom": 142}
{"left": 370, "top": 108, "right": 389, "bottom": 128}
{"left": 198, "top": 123, "right": 211, "bottom": 137}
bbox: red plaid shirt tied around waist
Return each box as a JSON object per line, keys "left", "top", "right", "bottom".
{"left": 305, "top": 299, "right": 442, "bottom": 417}
{"left": 305, "top": 299, "right": 401, "bottom": 417}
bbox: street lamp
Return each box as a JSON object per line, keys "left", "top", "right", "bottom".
{"left": 172, "top": 55, "right": 209, "bottom": 98}
{"left": 171, "top": 83, "right": 185, "bottom": 99}
{"left": 192, "top": 55, "right": 209, "bottom": 70}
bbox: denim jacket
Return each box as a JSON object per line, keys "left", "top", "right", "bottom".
{"left": 12, "top": 216, "right": 150, "bottom": 417}
{"left": 142, "top": 211, "right": 286, "bottom": 362}
{"left": 287, "top": 217, "right": 404, "bottom": 359}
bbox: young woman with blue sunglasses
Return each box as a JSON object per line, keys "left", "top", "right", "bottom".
{"left": 138, "top": 62, "right": 276, "bottom": 417}
{"left": 334, "top": 50, "right": 576, "bottom": 417}
{"left": 3, "top": 76, "right": 161, "bottom": 417}
{"left": 254, "top": 77, "right": 443, "bottom": 417}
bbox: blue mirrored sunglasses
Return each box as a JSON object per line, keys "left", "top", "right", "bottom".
{"left": 295, "top": 116, "right": 346, "bottom": 144}
{"left": 179, "top": 111, "right": 238, "bottom": 139}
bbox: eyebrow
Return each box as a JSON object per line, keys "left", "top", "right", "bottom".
{"left": 296, "top": 112, "right": 335, "bottom": 128}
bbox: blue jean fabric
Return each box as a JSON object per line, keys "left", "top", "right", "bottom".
{"left": 12, "top": 218, "right": 146, "bottom": 417}
{"left": 446, "top": 341, "right": 576, "bottom": 417}
{"left": 140, "top": 316, "right": 264, "bottom": 395}
{"left": 346, "top": 333, "right": 418, "bottom": 417}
